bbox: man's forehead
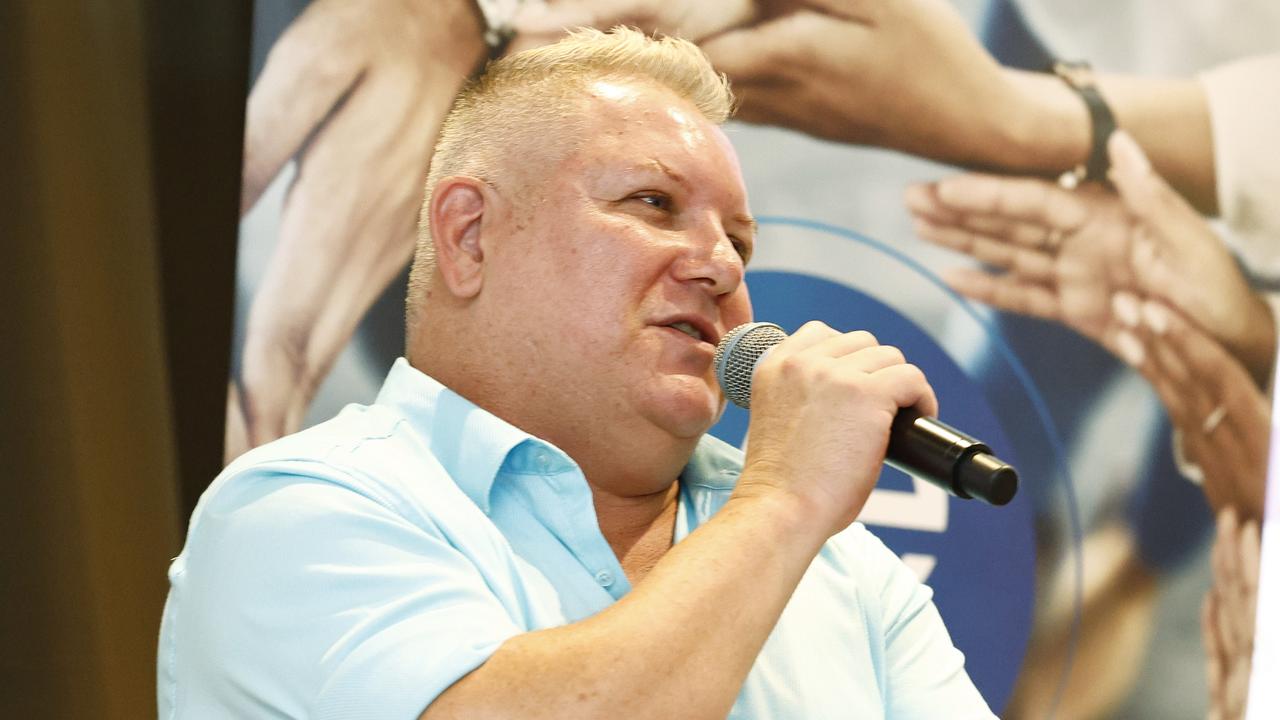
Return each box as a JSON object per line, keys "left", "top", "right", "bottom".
{"left": 582, "top": 80, "right": 709, "bottom": 143}
{"left": 575, "top": 81, "right": 742, "bottom": 174}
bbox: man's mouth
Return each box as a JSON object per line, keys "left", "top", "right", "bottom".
{"left": 668, "top": 321, "right": 706, "bottom": 343}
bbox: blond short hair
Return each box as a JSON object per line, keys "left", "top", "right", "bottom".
{"left": 405, "top": 26, "right": 734, "bottom": 331}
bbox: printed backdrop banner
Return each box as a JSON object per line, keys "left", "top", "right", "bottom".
{"left": 229, "top": 1, "right": 1274, "bottom": 717}
{"left": 1246, "top": 390, "right": 1280, "bottom": 719}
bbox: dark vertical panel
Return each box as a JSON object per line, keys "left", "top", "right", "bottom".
{"left": 0, "top": 6, "right": 102, "bottom": 716}
{"left": 143, "top": 2, "right": 253, "bottom": 520}
{"left": 0, "top": 0, "right": 246, "bottom": 715}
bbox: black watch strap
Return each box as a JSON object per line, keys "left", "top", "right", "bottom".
{"left": 1050, "top": 60, "right": 1117, "bottom": 187}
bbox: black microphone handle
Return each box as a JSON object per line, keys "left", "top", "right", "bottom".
{"left": 885, "top": 409, "right": 1018, "bottom": 506}
{"left": 714, "top": 321, "right": 1019, "bottom": 507}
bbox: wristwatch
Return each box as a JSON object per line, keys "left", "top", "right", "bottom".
{"left": 1050, "top": 60, "right": 1118, "bottom": 189}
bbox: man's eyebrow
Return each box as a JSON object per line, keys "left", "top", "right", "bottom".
{"left": 635, "top": 160, "right": 755, "bottom": 240}
{"left": 647, "top": 159, "right": 686, "bottom": 184}
{"left": 733, "top": 213, "right": 758, "bottom": 238}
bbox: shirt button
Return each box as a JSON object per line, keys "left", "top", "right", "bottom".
{"left": 594, "top": 570, "right": 615, "bottom": 587}
{"left": 536, "top": 452, "right": 551, "bottom": 472}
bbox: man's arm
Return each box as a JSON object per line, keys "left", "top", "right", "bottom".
{"left": 516, "top": 0, "right": 1224, "bottom": 214}
{"left": 179, "top": 333, "right": 958, "bottom": 719}
{"left": 906, "top": 130, "right": 1276, "bottom": 388}
{"left": 424, "top": 489, "right": 825, "bottom": 719}
{"left": 1002, "top": 69, "right": 1216, "bottom": 213}
{"left": 424, "top": 323, "right": 947, "bottom": 719}
{"left": 690, "top": 0, "right": 1218, "bottom": 213}
{"left": 229, "top": 0, "right": 486, "bottom": 460}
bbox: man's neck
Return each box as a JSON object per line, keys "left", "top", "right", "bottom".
{"left": 591, "top": 480, "right": 681, "bottom": 585}
{"left": 411, "top": 336, "right": 696, "bottom": 581}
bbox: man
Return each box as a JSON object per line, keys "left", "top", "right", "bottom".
{"left": 160, "top": 28, "right": 994, "bottom": 719}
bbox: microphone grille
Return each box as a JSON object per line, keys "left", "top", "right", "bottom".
{"left": 714, "top": 322, "right": 788, "bottom": 409}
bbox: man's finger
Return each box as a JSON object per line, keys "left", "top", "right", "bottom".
{"left": 245, "top": 71, "right": 435, "bottom": 445}
{"left": 775, "top": 326, "right": 880, "bottom": 361}
{"left": 914, "top": 218, "right": 1054, "bottom": 281}
{"left": 872, "top": 362, "right": 939, "bottom": 418}
{"left": 841, "top": 344, "right": 908, "bottom": 374}
{"left": 933, "top": 173, "right": 1088, "bottom": 233}
{"left": 703, "top": 11, "right": 836, "bottom": 78}
{"left": 764, "top": 320, "right": 843, "bottom": 359}
{"left": 1142, "top": 331, "right": 1219, "bottom": 438}
{"left": 1141, "top": 301, "right": 1246, "bottom": 400}
{"left": 904, "top": 183, "right": 963, "bottom": 226}
{"left": 1108, "top": 130, "right": 1201, "bottom": 247}
{"left": 1240, "top": 520, "right": 1262, "bottom": 596}
{"left": 1127, "top": 231, "right": 1185, "bottom": 306}
{"left": 700, "top": 26, "right": 773, "bottom": 79}
{"left": 1202, "top": 594, "right": 1223, "bottom": 690}
{"left": 1215, "top": 509, "right": 1239, "bottom": 584}
{"left": 943, "top": 268, "right": 1059, "bottom": 320}
{"left": 242, "top": 1, "right": 367, "bottom": 214}
{"left": 960, "top": 214, "right": 1064, "bottom": 251}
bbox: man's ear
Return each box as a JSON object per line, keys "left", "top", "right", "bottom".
{"left": 429, "top": 177, "right": 493, "bottom": 299}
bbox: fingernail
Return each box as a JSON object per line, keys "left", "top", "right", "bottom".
{"left": 1115, "top": 330, "right": 1146, "bottom": 367}
{"left": 1112, "top": 292, "right": 1141, "bottom": 328}
{"left": 1109, "top": 130, "right": 1151, "bottom": 176}
{"left": 1141, "top": 300, "right": 1169, "bottom": 334}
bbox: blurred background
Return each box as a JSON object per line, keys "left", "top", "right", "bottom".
{"left": 2, "top": 1, "right": 1275, "bottom": 718}
{"left": 1, "top": 3, "right": 249, "bottom": 717}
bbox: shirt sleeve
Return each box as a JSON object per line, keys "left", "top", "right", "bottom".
{"left": 1200, "top": 54, "right": 1280, "bottom": 277}
{"left": 856, "top": 526, "right": 996, "bottom": 720}
{"left": 171, "top": 467, "right": 524, "bottom": 720}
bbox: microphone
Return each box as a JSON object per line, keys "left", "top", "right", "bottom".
{"left": 714, "top": 322, "right": 1018, "bottom": 506}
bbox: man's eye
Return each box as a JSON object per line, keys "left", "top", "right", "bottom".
{"left": 634, "top": 193, "right": 671, "bottom": 211}
{"left": 729, "top": 236, "right": 751, "bottom": 262}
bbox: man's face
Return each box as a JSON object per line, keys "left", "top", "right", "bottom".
{"left": 485, "top": 80, "right": 755, "bottom": 447}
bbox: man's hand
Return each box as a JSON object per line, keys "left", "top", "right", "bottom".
{"left": 1106, "top": 131, "right": 1275, "bottom": 386}
{"left": 516, "top": 0, "right": 1027, "bottom": 166}
{"left": 229, "top": 0, "right": 485, "bottom": 461}
{"left": 511, "top": 0, "right": 754, "bottom": 46}
{"left": 698, "top": 0, "right": 1043, "bottom": 169}
{"left": 1203, "top": 508, "right": 1261, "bottom": 720}
{"left": 906, "top": 169, "right": 1140, "bottom": 361}
{"left": 907, "top": 131, "right": 1275, "bottom": 387}
{"left": 734, "top": 322, "right": 939, "bottom": 537}
{"left": 1123, "top": 301, "right": 1269, "bottom": 522}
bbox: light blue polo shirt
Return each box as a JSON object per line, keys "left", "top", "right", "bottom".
{"left": 159, "top": 358, "right": 993, "bottom": 719}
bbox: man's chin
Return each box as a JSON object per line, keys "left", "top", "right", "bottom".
{"left": 639, "top": 382, "right": 723, "bottom": 441}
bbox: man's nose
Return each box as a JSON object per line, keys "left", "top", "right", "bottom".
{"left": 672, "top": 224, "right": 745, "bottom": 297}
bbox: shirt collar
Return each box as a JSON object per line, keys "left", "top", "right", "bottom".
{"left": 681, "top": 433, "right": 743, "bottom": 490}
{"left": 374, "top": 357, "right": 745, "bottom": 512}
{"left": 375, "top": 357, "right": 538, "bottom": 513}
